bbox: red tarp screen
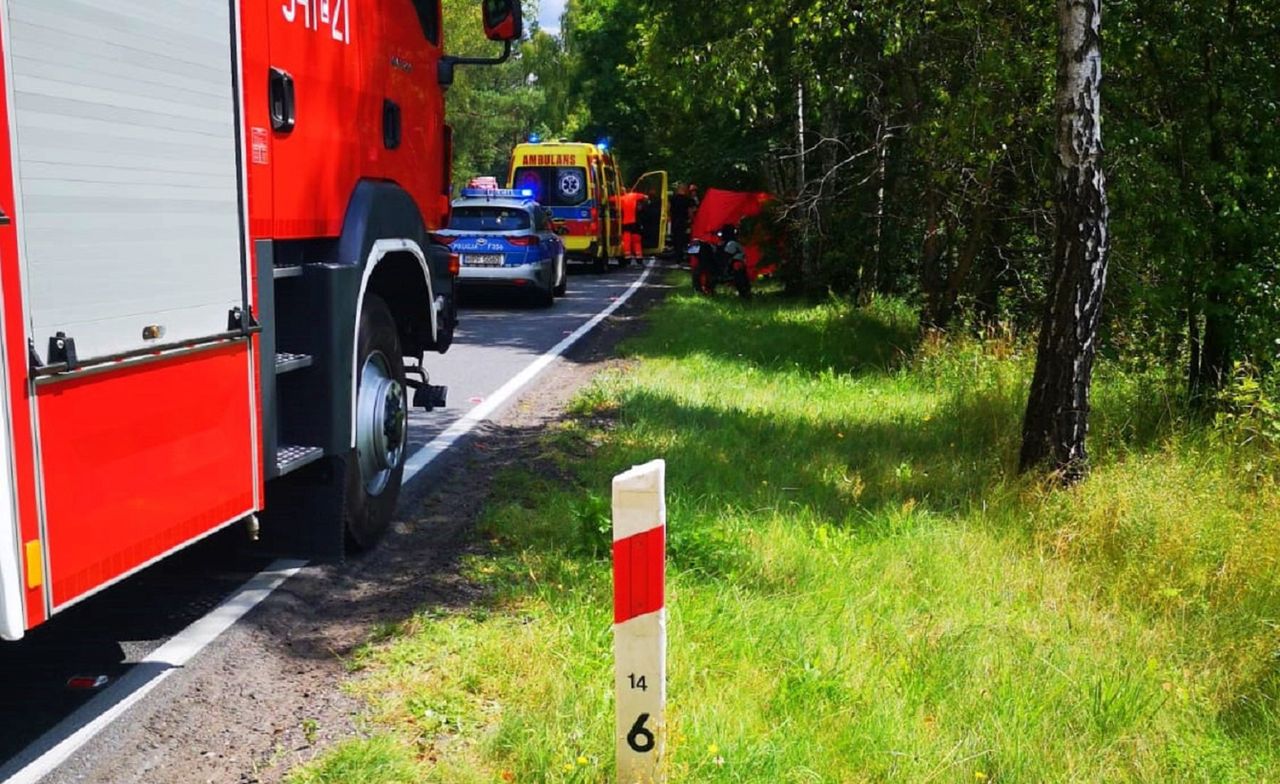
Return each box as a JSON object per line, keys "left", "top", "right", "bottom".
{"left": 690, "top": 189, "right": 778, "bottom": 279}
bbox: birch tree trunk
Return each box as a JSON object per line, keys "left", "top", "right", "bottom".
{"left": 1019, "top": 0, "right": 1110, "bottom": 481}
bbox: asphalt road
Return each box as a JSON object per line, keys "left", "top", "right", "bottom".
{"left": 407, "top": 264, "right": 647, "bottom": 448}
{"left": 0, "top": 263, "right": 649, "bottom": 774}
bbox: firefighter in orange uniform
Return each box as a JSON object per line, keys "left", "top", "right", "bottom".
{"left": 619, "top": 189, "right": 648, "bottom": 265}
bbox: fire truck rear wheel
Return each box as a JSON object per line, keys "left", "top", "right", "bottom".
{"left": 345, "top": 293, "right": 407, "bottom": 550}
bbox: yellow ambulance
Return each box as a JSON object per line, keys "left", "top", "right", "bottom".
{"left": 509, "top": 141, "right": 624, "bottom": 272}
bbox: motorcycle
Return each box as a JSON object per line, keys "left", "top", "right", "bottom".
{"left": 687, "top": 238, "right": 752, "bottom": 299}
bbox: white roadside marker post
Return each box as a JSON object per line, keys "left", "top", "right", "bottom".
{"left": 613, "top": 460, "right": 667, "bottom": 784}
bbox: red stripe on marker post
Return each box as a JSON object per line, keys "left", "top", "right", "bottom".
{"left": 613, "top": 460, "right": 667, "bottom": 784}
{"left": 613, "top": 526, "right": 665, "bottom": 624}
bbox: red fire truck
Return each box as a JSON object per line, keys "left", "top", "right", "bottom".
{"left": 0, "top": 0, "right": 523, "bottom": 641}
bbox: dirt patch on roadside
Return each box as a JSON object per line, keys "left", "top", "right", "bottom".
{"left": 41, "top": 271, "right": 674, "bottom": 784}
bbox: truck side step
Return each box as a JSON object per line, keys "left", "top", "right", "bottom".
{"left": 273, "top": 265, "right": 304, "bottom": 280}
{"left": 413, "top": 384, "right": 448, "bottom": 411}
{"left": 275, "top": 352, "right": 314, "bottom": 375}
{"left": 276, "top": 444, "right": 324, "bottom": 476}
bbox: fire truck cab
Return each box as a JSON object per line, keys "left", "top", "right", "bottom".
{"left": 0, "top": 0, "right": 523, "bottom": 640}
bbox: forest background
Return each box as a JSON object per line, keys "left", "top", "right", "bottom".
{"left": 445, "top": 0, "right": 1279, "bottom": 403}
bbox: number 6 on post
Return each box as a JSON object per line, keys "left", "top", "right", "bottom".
{"left": 613, "top": 460, "right": 667, "bottom": 783}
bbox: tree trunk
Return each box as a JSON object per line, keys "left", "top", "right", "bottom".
{"left": 933, "top": 178, "right": 995, "bottom": 329}
{"left": 1195, "top": 30, "right": 1236, "bottom": 394}
{"left": 1185, "top": 272, "right": 1203, "bottom": 398}
{"left": 919, "top": 184, "right": 948, "bottom": 330}
{"left": 1019, "top": 0, "right": 1110, "bottom": 481}
{"left": 866, "top": 120, "right": 889, "bottom": 300}
{"left": 796, "top": 82, "right": 807, "bottom": 195}
{"left": 974, "top": 169, "right": 1018, "bottom": 330}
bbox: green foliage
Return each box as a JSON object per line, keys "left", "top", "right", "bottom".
{"left": 287, "top": 735, "right": 418, "bottom": 784}
{"left": 442, "top": 1, "right": 579, "bottom": 188}
{"left": 1215, "top": 362, "right": 1280, "bottom": 451}
{"left": 555, "top": 0, "right": 1280, "bottom": 389}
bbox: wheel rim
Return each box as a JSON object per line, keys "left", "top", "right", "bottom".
{"left": 356, "top": 351, "right": 406, "bottom": 496}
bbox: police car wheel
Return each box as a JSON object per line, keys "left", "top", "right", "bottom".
{"left": 344, "top": 293, "right": 406, "bottom": 550}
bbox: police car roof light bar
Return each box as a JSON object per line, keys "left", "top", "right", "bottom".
{"left": 460, "top": 188, "right": 536, "bottom": 200}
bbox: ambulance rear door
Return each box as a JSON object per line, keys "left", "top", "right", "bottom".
{"left": 602, "top": 156, "right": 623, "bottom": 258}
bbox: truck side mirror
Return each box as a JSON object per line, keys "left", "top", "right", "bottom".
{"left": 483, "top": 0, "right": 523, "bottom": 42}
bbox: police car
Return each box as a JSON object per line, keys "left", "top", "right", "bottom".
{"left": 436, "top": 189, "right": 568, "bottom": 307}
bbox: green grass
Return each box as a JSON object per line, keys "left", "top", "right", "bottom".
{"left": 290, "top": 279, "right": 1280, "bottom": 783}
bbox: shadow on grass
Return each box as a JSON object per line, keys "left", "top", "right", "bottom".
{"left": 608, "top": 383, "right": 1022, "bottom": 527}
{"left": 629, "top": 288, "right": 921, "bottom": 378}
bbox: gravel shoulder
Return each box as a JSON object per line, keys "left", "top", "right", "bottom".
{"left": 39, "top": 270, "right": 672, "bottom": 784}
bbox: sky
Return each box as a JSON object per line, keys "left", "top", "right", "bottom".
{"left": 538, "top": 0, "right": 567, "bottom": 34}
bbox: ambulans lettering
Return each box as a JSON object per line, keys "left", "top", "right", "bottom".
{"left": 522, "top": 154, "right": 578, "bottom": 166}
{"left": 282, "top": 0, "right": 351, "bottom": 44}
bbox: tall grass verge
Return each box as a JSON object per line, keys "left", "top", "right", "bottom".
{"left": 291, "top": 280, "right": 1280, "bottom": 783}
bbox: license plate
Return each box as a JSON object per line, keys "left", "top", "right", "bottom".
{"left": 463, "top": 254, "right": 504, "bottom": 268}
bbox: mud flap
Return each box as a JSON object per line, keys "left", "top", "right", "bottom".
{"left": 434, "top": 294, "right": 458, "bottom": 354}
{"left": 257, "top": 455, "right": 350, "bottom": 562}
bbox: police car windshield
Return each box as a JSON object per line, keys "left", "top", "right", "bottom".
{"left": 449, "top": 206, "right": 531, "bottom": 232}
{"left": 512, "top": 167, "right": 589, "bottom": 207}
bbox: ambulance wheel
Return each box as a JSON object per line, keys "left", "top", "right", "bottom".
{"left": 554, "top": 255, "right": 568, "bottom": 297}
{"left": 345, "top": 293, "right": 407, "bottom": 550}
{"left": 593, "top": 255, "right": 608, "bottom": 274}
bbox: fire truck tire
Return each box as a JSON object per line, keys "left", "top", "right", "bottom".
{"left": 345, "top": 293, "right": 407, "bottom": 550}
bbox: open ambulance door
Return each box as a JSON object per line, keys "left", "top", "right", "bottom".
{"left": 600, "top": 157, "right": 623, "bottom": 260}
{"left": 632, "top": 171, "right": 669, "bottom": 256}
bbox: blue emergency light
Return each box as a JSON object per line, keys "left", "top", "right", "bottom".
{"left": 460, "top": 188, "right": 537, "bottom": 200}
{"left": 528, "top": 132, "right": 543, "bottom": 144}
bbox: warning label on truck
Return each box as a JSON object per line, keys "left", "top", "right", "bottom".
{"left": 251, "top": 128, "right": 269, "bottom": 165}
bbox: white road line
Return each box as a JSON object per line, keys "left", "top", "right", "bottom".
{"left": 403, "top": 262, "right": 654, "bottom": 480}
{"left": 0, "top": 264, "right": 655, "bottom": 783}
{"left": 0, "top": 560, "right": 306, "bottom": 784}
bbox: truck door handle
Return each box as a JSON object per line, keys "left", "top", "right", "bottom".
{"left": 269, "top": 68, "right": 296, "bottom": 133}
{"left": 383, "top": 100, "right": 402, "bottom": 150}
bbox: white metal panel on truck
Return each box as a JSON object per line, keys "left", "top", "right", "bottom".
{"left": 6, "top": 0, "right": 245, "bottom": 361}
{"left": 0, "top": 428, "right": 21, "bottom": 639}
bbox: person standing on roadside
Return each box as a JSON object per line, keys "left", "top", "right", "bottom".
{"left": 619, "top": 189, "right": 648, "bottom": 266}
{"left": 670, "top": 185, "right": 693, "bottom": 254}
